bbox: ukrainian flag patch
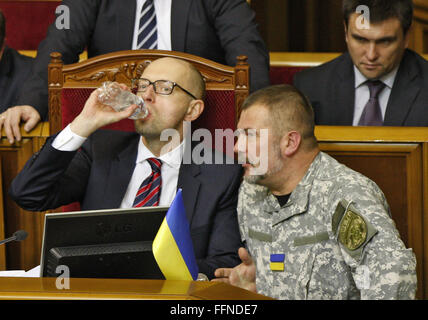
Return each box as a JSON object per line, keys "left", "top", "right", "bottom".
{"left": 270, "top": 254, "right": 285, "bottom": 271}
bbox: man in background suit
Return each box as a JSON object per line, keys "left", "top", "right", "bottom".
{"left": 294, "top": 0, "right": 428, "bottom": 127}
{"left": 0, "top": 0, "right": 270, "bottom": 143}
{"left": 0, "top": 10, "right": 33, "bottom": 113}
{"left": 9, "top": 57, "right": 243, "bottom": 279}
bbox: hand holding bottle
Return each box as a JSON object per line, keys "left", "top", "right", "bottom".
{"left": 97, "top": 81, "right": 148, "bottom": 120}
{"left": 70, "top": 83, "right": 141, "bottom": 137}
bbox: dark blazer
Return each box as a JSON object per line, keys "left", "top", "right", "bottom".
{"left": 293, "top": 50, "right": 428, "bottom": 127}
{"left": 9, "top": 130, "right": 243, "bottom": 279}
{"left": 17, "top": 0, "right": 270, "bottom": 119}
{"left": 0, "top": 46, "right": 34, "bottom": 112}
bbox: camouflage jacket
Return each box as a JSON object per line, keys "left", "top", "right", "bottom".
{"left": 238, "top": 152, "right": 417, "bottom": 300}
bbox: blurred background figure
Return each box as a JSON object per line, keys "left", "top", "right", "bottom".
{"left": 2, "top": 0, "right": 270, "bottom": 143}
{"left": 0, "top": 9, "right": 33, "bottom": 114}
{"left": 294, "top": 0, "right": 428, "bottom": 127}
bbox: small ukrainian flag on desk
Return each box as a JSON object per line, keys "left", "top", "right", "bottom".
{"left": 153, "top": 189, "right": 199, "bottom": 280}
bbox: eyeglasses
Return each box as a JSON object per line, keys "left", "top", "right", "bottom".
{"left": 132, "top": 78, "right": 198, "bottom": 100}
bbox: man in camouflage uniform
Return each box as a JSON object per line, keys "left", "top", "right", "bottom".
{"left": 214, "top": 85, "right": 417, "bottom": 300}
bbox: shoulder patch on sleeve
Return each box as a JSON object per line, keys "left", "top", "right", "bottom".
{"left": 333, "top": 201, "right": 378, "bottom": 261}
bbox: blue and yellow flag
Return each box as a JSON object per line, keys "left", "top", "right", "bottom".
{"left": 152, "top": 189, "right": 199, "bottom": 280}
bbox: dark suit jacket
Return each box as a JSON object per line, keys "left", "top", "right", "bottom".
{"left": 9, "top": 130, "right": 243, "bottom": 279}
{"left": 293, "top": 50, "right": 428, "bottom": 126}
{"left": 17, "top": 0, "right": 270, "bottom": 119}
{"left": 0, "top": 46, "right": 34, "bottom": 112}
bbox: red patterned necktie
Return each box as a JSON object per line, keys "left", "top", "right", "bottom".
{"left": 132, "top": 158, "right": 162, "bottom": 207}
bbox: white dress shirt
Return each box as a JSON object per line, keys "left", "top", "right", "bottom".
{"left": 120, "top": 136, "right": 183, "bottom": 208}
{"left": 352, "top": 66, "right": 399, "bottom": 126}
{"left": 52, "top": 124, "right": 184, "bottom": 208}
{"left": 131, "top": 0, "right": 172, "bottom": 50}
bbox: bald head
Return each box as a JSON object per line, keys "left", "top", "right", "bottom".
{"left": 143, "top": 57, "right": 205, "bottom": 100}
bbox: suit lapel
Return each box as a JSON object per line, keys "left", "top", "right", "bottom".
{"left": 332, "top": 53, "right": 356, "bottom": 125}
{"left": 115, "top": 0, "right": 137, "bottom": 50}
{"left": 177, "top": 143, "right": 201, "bottom": 225}
{"left": 171, "top": 0, "right": 193, "bottom": 51}
{"left": 384, "top": 51, "right": 421, "bottom": 126}
{"left": 103, "top": 136, "right": 140, "bottom": 208}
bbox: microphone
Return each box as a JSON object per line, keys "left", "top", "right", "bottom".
{"left": 0, "top": 230, "right": 28, "bottom": 246}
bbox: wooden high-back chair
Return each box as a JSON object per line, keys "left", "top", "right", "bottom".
{"left": 48, "top": 49, "right": 249, "bottom": 136}
{"left": 47, "top": 49, "right": 249, "bottom": 212}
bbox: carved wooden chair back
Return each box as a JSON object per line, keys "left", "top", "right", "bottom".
{"left": 48, "top": 50, "right": 250, "bottom": 137}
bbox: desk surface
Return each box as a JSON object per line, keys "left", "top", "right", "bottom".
{"left": 0, "top": 277, "right": 272, "bottom": 300}
{"left": 269, "top": 52, "right": 428, "bottom": 67}
{"left": 3, "top": 123, "right": 427, "bottom": 142}
{"left": 315, "top": 125, "right": 428, "bottom": 142}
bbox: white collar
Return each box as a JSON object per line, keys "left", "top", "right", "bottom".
{"left": 136, "top": 137, "right": 185, "bottom": 170}
{"left": 354, "top": 65, "right": 399, "bottom": 89}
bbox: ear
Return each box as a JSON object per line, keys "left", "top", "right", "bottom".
{"left": 184, "top": 99, "right": 204, "bottom": 122}
{"left": 280, "top": 131, "right": 301, "bottom": 157}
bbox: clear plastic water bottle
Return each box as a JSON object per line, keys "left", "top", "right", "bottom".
{"left": 97, "top": 81, "right": 148, "bottom": 120}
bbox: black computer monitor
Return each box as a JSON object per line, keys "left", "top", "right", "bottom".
{"left": 40, "top": 206, "right": 168, "bottom": 279}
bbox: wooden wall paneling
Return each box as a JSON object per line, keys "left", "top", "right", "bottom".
{"left": 250, "top": 0, "right": 268, "bottom": 47}
{"left": 304, "top": 0, "right": 317, "bottom": 52}
{"left": 411, "top": 21, "right": 428, "bottom": 54}
{"left": 252, "top": 0, "right": 347, "bottom": 52}
{"left": 250, "top": 0, "right": 290, "bottom": 51}
{"left": 410, "top": 21, "right": 422, "bottom": 53}
{"left": 406, "top": 144, "right": 423, "bottom": 277}
{"left": 423, "top": 142, "right": 428, "bottom": 299}
{"left": 1, "top": 124, "right": 48, "bottom": 271}
{"left": 252, "top": 0, "right": 427, "bottom": 53}
{"left": 321, "top": 0, "right": 346, "bottom": 52}
{"left": 266, "top": 0, "right": 289, "bottom": 52}
{"left": 0, "top": 161, "right": 5, "bottom": 270}
{"left": 413, "top": 0, "right": 428, "bottom": 54}
{"left": 288, "top": 0, "right": 307, "bottom": 51}
{"left": 1, "top": 138, "right": 33, "bottom": 270}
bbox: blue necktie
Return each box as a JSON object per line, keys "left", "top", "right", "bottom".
{"left": 133, "top": 158, "right": 162, "bottom": 207}
{"left": 137, "top": 0, "right": 158, "bottom": 49}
